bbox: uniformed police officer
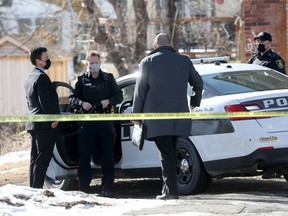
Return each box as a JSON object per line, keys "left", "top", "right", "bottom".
{"left": 69, "top": 51, "right": 123, "bottom": 196}
{"left": 248, "top": 31, "right": 286, "bottom": 75}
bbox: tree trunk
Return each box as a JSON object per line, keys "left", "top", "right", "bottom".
{"left": 168, "top": 0, "right": 180, "bottom": 51}
{"left": 132, "top": 0, "right": 149, "bottom": 63}
{"left": 84, "top": 0, "right": 129, "bottom": 76}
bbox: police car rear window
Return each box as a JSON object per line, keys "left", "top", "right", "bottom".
{"left": 202, "top": 70, "right": 288, "bottom": 95}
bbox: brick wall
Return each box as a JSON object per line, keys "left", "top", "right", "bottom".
{"left": 242, "top": 0, "right": 287, "bottom": 72}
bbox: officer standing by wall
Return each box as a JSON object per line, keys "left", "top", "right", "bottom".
{"left": 248, "top": 31, "right": 286, "bottom": 74}
{"left": 69, "top": 51, "right": 123, "bottom": 197}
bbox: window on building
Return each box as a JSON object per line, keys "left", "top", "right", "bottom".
{"left": 18, "top": 18, "right": 32, "bottom": 33}
{"left": 0, "top": 0, "right": 12, "bottom": 7}
{"left": 185, "top": 0, "right": 207, "bottom": 17}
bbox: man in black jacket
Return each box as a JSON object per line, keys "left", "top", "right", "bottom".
{"left": 70, "top": 51, "right": 123, "bottom": 196}
{"left": 248, "top": 31, "right": 286, "bottom": 75}
{"left": 25, "top": 47, "right": 60, "bottom": 188}
{"left": 133, "top": 33, "right": 203, "bottom": 200}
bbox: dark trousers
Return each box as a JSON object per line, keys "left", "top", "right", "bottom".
{"left": 29, "top": 128, "right": 57, "bottom": 188}
{"left": 78, "top": 121, "right": 115, "bottom": 192}
{"left": 154, "top": 135, "right": 179, "bottom": 196}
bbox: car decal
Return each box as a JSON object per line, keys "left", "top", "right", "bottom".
{"left": 194, "top": 107, "right": 215, "bottom": 112}
{"left": 259, "top": 136, "right": 278, "bottom": 143}
{"left": 121, "top": 121, "right": 133, "bottom": 141}
{"left": 243, "top": 97, "right": 288, "bottom": 109}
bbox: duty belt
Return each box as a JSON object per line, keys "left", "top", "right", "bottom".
{"left": 74, "top": 104, "right": 111, "bottom": 114}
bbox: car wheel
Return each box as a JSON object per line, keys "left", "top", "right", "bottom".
{"left": 45, "top": 176, "right": 78, "bottom": 191}
{"left": 176, "top": 138, "right": 212, "bottom": 195}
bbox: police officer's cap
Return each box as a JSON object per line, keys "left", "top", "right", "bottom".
{"left": 254, "top": 32, "right": 272, "bottom": 42}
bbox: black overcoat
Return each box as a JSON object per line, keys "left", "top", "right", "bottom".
{"left": 25, "top": 68, "right": 60, "bottom": 131}
{"left": 132, "top": 46, "right": 203, "bottom": 139}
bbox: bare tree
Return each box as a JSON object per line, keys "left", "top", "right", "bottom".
{"left": 132, "top": 0, "right": 149, "bottom": 63}
{"left": 0, "top": 20, "right": 5, "bottom": 38}
{"left": 82, "top": 0, "right": 149, "bottom": 76}
{"left": 40, "top": 0, "right": 238, "bottom": 74}
{"left": 168, "top": 0, "right": 181, "bottom": 50}
{"left": 83, "top": 0, "right": 127, "bottom": 74}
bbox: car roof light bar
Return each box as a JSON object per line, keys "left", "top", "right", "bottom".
{"left": 191, "top": 56, "right": 230, "bottom": 64}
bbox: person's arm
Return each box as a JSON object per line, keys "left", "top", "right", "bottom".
{"left": 188, "top": 60, "right": 203, "bottom": 107}
{"left": 107, "top": 74, "right": 123, "bottom": 105}
{"left": 37, "top": 74, "right": 60, "bottom": 128}
{"left": 69, "top": 76, "right": 87, "bottom": 110}
{"left": 270, "top": 57, "right": 286, "bottom": 75}
{"left": 247, "top": 56, "right": 253, "bottom": 64}
{"left": 37, "top": 74, "right": 60, "bottom": 114}
{"left": 132, "top": 60, "right": 149, "bottom": 114}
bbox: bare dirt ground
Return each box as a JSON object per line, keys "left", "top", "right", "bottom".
{"left": 0, "top": 160, "right": 29, "bottom": 187}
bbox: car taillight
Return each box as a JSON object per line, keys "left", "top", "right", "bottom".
{"left": 224, "top": 104, "right": 270, "bottom": 121}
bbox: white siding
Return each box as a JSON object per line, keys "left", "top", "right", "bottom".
{"left": 0, "top": 57, "right": 31, "bottom": 115}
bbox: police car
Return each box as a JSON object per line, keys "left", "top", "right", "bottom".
{"left": 45, "top": 60, "right": 288, "bottom": 195}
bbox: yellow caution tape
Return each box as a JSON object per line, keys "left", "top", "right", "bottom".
{"left": 0, "top": 111, "right": 287, "bottom": 123}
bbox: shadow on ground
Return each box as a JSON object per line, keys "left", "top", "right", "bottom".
{"left": 89, "top": 176, "right": 288, "bottom": 199}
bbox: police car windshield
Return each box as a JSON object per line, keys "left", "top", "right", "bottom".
{"left": 202, "top": 70, "right": 288, "bottom": 95}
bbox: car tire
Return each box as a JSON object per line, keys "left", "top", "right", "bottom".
{"left": 45, "top": 176, "right": 78, "bottom": 191}
{"left": 176, "top": 138, "right": 212, "bottom": 195}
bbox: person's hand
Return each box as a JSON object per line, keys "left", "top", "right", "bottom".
{"left": 133, "top": 120, "right": 141, "bottom": 125}
{"left": 101, "top": 99, "right": 110, "bottom": 109}
{"left": 190, "top": 105, "right": 196, "bottom": 111}
{"left": 51, "top": 121, "right": 59, "bottom": 128}
{"left": 82, "top": 101, "right": 93, "bottom": 111}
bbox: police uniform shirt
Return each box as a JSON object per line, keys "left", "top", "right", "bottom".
{"left": 70, "top": 70, "right": 123, "bottom": 109}
{"left": 248, "top": 49, "right": 286, "bottom": 75}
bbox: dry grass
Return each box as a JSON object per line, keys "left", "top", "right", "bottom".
{"left": 0, "top": 123, "right": 31, "bottom": 155}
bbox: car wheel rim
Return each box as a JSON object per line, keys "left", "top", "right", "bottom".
{"left": 46, "top": 176, "right": 63, "bottom": 187}
{"left": 176, "top": 148, "right": 192, "bottom": 184}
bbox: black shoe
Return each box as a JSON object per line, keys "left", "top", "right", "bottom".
{"left": 101, "top": 189, "right": 114, "bottom": 198}
{"left": 156, "top": 194, "right": 179, "bottom": 200}
{"left": 79, "top": 187, "right": 90, "bottom": 194}
{"left": 262, "top": 173, "right": 276, "bottom": 179}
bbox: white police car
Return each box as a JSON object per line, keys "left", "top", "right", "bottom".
{"left": 45, "top": 61, "right": 288, "bottom": 195}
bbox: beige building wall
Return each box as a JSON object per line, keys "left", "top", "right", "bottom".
{"left": 0, "top": 36, "right": 73, "bottom": 115}
{"left": 0, "top": 56, "right": 31, "bottom": 115}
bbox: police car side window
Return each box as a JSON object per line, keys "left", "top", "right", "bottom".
{"left": 122, "top": 84, "right": 135, "bottom": 102}
{"left": 117, "top": 84, "right": 135, "bottom": 113}
{"left": 187, "top": 85, "right": 214, "bottom": 99}
{"left": 202, "top": 87, "right": 215, "bottom": 99}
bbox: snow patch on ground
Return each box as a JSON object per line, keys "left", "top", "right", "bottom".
{"left": 0, "top": 184, "right": 177, "bottom": 216}
{"left": 0, "top": 151, "right": 29, "bottom": 166}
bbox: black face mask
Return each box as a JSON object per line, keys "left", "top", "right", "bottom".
{"left": 257, "top": 44, "right": 266, "bottom": 52}
{"left": 44, "top": 59, "right": 51, "bottom": 70}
